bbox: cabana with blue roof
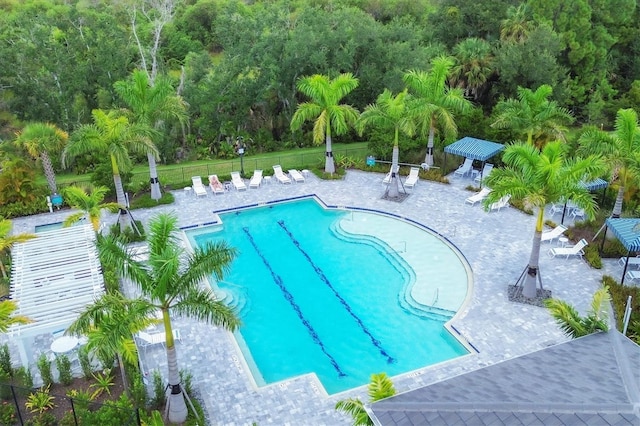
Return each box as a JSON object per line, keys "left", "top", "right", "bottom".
{"left": 604, "top": 217, "right": 640, "bottom": 285}
{"left": 444, "top": 137, "right": 505, "bottom": 181}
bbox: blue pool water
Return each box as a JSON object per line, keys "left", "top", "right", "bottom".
{"left": 186, "top": 198, "right": 469, "bottom": 394}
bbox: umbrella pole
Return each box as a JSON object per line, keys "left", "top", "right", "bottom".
{"left": 621, "top": 251, "right": 631, "bottom": 286}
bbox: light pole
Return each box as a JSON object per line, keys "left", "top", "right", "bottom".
{"left": 236, "top": 136, "right": 246, "bottom": 176}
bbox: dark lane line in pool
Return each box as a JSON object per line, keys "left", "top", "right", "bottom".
{"left": 241, "top": 227, "right": 346, "bottom": 377}
{"left": 277, "top": 220, "right": 395, "bottom": 364}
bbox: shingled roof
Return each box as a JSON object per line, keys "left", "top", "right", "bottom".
{"left": 368, "top": 330, "right": 640, "bottom": 425}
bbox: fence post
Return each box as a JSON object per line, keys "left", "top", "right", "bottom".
{"left": 69, "top": 397, "right": 79, "bottom": 426}
{"left": 10, "top": 384, "right": 24, "bottom": 425}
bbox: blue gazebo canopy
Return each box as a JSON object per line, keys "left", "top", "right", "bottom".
{"left": 605, "top": 218, "right": 640, "bottom": 252}
{"left": 444, "top": 137, "right": 505, "bottom": 161}
{"left": 580, "top": 178, "right": 609, "bottom": 192}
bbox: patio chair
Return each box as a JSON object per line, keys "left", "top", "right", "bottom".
{"left": 571, "top": 208, "right": 585, "bottom": 221}
{"left": 548, "top": 238, "right": 588, "bottom": 259}
{"left": 191, "top": 176, "right": 208, "bottom": 197}
{"left": 273, "top": 165, "right": 292, "bottom": 184}
{"left": 464, "top": 187, "right": 492, "bottom": 206}
{"left": 626, "top": 270, "right": 640, "bottom": 282}
{"left": 289, "top": 169, "right": 305, "bottom": 183}
{"left": 404, "top": 167, "right": 420, "bottom": 189}
{"left": 474, "top": 163, "right": 494, "bottom": 184}
{"left": 548, "top": 203, "right": 564, "bottom": 216}
{"left": 383, "top": 165, "right": 398, "bottom": 184}
{"left": 136, "top": 329, "right": 181, "bottom": 350}
{"left": 209, "top": 175, "right": 225, "bottom": 195}
{"left": 540, "top": 224, "right": 568, "bottom": 243}
{"left": 618, "top": 256, "right": 640, "bottom": 269}
{"left": 489, "top": 195, "right": 511, "bottom": 211}
{"left": 453, "top": 158, "right": 473, "bottom": 178}
{"left": 249, "top": 170, "right": 263, "bottom": 188}
{"left": 231, "top": 171, "right": 247, "bottom": 191}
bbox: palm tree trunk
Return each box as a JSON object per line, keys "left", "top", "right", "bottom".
{"left": 117, "top": 353, "right": 130, "bottom": 397}
{"left": 111, "top": 154, "right": 132, "bottom": 231}
{"left": 41, "top": 151, "right": 58, "bottom": 194}
{"left": 163, "top": 314, "right": 187, "bottom": 423}
{"left": 612, "top": 185, "right": 624, "bottom": 218}
{"left": 325, "top": 133, "right": 335, "bottom": 174}
{"left": 388, "top": 143, "right": 400, "bottom": 198}
{"left": 424, "top": 125, "right": 435, "bottom": 166}
{"left": 148, "top": 153, "right": 162, "bottom": 200}
{"left": 522, "top": 209, "right": 544, "bottom": 298}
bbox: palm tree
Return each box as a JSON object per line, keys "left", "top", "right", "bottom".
{"left": 0, "top": 218, "right": 36, "bottom": 279}
{"left": 357, "top": 89, "right": 415, "bottom": 199}
{"left": 291, "top": 73, "right": 360, "bottom": 174}
{"left": 15, "top": 122, "right": 68, "bottom": 195}
{"left": 403, "top": 56, "right": 473, "bottom": 166}
{"left": 61, "top": 185, "right": 122, "bottom": 232}
{"left": 335, "top": 372, "right": 396, "bottom": 426}
{"left": 62, "top": 109, "right": 158, "bottom": 231}
{"left": 96, "top": 213, "right": 240, "bottom": 423}
{"left": 451, "top": 38, "right": 495, "bottom": 101}
{"left": 0, "top": 300, "right": 32, "bottom": 333}
{"left": 491, "top": 85, "right": 574, "bottom": 147}
{"left": 500, "top": 4, "right": 533, "bottom": 43}
{"left": 483, "top": 141, "right": 604, "bottom": 299}
{"left": 578, "top": 108, "right": 640, "bottom": 218}
{"left": 544, "top": 286, "right": 610, "bottom": 338}
{"left": 114, "top": 70, "right": 188, "bottom": 200}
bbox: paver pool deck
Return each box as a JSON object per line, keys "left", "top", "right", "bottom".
{"left": 8, "top": 169, "right": 622, "bottom": 425}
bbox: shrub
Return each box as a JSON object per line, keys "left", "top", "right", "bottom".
{"left": 129, "top": 192, "right": 175, "bottom": 210}
{"left": 508, "top": 198, "right": 534, "bottom": 215}
{"left": 36, "top": 354, "right": 53, "bottom": 388}
{"left": 55, "top": 355, "right": 73, "bottom": 386}
{"left": 0, "top": 401, "right": 16, "bottom": 425}
{"left": 583, "top": 245, "right": 602, "bottom": 269}
{"left": 603, "top": 275, "right": 640, "bottom": 338}
{"left": 0, "top": 344, "right": 11, "bottom": 377}
{"left": 107, "top": 219, "right": 146, "bottom": 243}
{"left": 0, "top": 199, "right": 49, "bottom": 218}
{"left": 78, "top": 346, "right": 93, "bottom": 378}
{"left": 179, "top": 369, "right": 194, "bottom": 396}
{"left": 129, "top": 372, "right": 147, "bottom": 409}
{"left": 14, "top": 366, "right": 34, "bottom": 392}
{"left": 150, "top": 370, "right": 165, "bottom": 409}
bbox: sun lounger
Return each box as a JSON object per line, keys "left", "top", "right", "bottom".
{"left": 541, "top": 224, "right": 568, "bottom": 243}
{"left": 618, "top": 256, "right": 640, "bottom": 269}
{"left": 289, "top": 169, "right": 305, "bottom": 183}
{"left": 474, "top": 163, "right": 493, "bottom": 184}
{"left": 453, "top": 158, "right": 473, "bottom": 178}
{"left": 626, "top": 270, "right": 640, "bottom": 282}
{"left": 273, "top": 165, "right": 292, "bottom": 184}
{"left": 404, "top": 167, "right": 420, "bottom": 189}
{"left": 489, "top": 195, "right": 511, "bottom": 211}
{"left": 231, "top": 171, "right": 247, "bottom": 191}
{"left": 208, "top": 175, "right": 225, "bottom": 195}
{"left": 548, "top": 238, "right": 588, "bottom": 259}
{"left": 249, "top": 170, "right": 263, "bottom": 188}
{"left": 465, "top": 187, "right": 492, "bottom": 206}
{"left": 191, "top": 176, "right": 207, "bottom": 197}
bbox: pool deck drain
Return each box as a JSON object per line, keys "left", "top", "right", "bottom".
{"left": 6, "top": 170, "right": 622, "bottom": 425}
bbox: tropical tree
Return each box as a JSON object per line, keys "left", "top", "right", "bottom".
{"left": 335, "top": 372, "right": 396, "bottom": 426}
{"left": 544, "top": 286, "right": 610, "bottom": 338}
{"left": 15, "top": 122, "right": 68, "bottom": 195}
{"left": 61, "top": 185, "right": 122, "bottom": 232}
{"left": 62, "top": 109, "right": 158, "bottom": 231}
{"left": 0, "top": 300, "right": 32, "bottom": 333}
{"left": 483, "top": 141, "right": 604, "bottom": 299}
{"left": 500, "top": 4, "right": 533, "bottom": 43}
{"left": 0, "top": 218, "right": 36, "bottom": 279}
{"left": 114, "top": 70, "right": 187, "bottom": 200}
{"left": 95, "top": 213, "right": 240, "bottom": 423}
{"left": 450, "top": 38, "right": 495, "bottom": 101}
{"left": 578, "top": 108, "right": 640, "bottom": 218}
{"left": 357, "top": 89, "right": 415, "bottom": 199}
{"left": 403, "top": 56, "right": 473, "bottom": 166}
{"left": 490, "top": 84, "right": 574, "bottom": 147}
{"left": 291, "top": 73, "right": 360, "bottom": 174}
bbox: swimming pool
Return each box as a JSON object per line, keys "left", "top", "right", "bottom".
{"left": 185, "top": 197, "right": 470, "bottom": 394}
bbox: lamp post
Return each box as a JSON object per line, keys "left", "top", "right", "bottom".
{"left": 236, "top": 136, "right": 246, "bottom": 176}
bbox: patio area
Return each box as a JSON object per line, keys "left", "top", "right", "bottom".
{"left": 4, "top": 168, "right": 621, "bottom": 425}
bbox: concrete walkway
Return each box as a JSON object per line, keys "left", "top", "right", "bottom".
{"left": 6, "top": 169, "right": 621, "bottom": 425}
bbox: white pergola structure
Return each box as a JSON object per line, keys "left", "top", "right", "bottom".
{"left": 8, "top": 224, "right": 105, "bottom": 365}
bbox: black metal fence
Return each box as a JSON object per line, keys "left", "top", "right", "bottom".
{"left": 0, "top": 382, "right": 140, "bottom": 426}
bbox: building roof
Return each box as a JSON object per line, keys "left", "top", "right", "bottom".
{"left": 9, "top": 224, "right": 104, "bottom": 336}
{"left": 444, "top": 137, "right": 505, "bottom": 161}
{"left": 368, "top": 331, "right": 640, "bottom": 426}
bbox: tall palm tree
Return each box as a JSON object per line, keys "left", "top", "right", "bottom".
{"left": 450, "top": 38, "right": 495, "bottom": 101}
{"left": 335, "top": 372, "right": 396, "bottom": 426}
{"left": 483, "top": 141, "right": 604, "bottom": 299}
{"left": 0, "top": 218, "right": 36, "bottom": 279}
{"left": 96, "top": 213, "right": 240, "bottom": 423}
{"left": 491, "top": 85, "right": 574, "bottom": 147}
{"left": 404, "top": 56, "right": 473, "bottom": 166}
{"left": 500, "top": 4, "right": 533, "bottom": 43}
{"left": 291, "top": 73, "right": 360, "bottom": 174}
{"left": 114, "top": 70, "right": 188, "bottom": 200}
{"left": 62, "top": 109, "right": 158, "bottom": 231}
{"left": 578, "top": 108, "right": 640, "bottom": 218}
{"left": 0, "top": 300, "right": 32, "bottom": 333}
{"left": 61, "top": 185, "right": 122, "bottom": 232}
{"left": 15, "top": 122, "right": 68, "bottom": 195}
{"left": 357, "top": 89, "right": 415, "bottom": 199}
{"left": 544, "top": 286, "right": 610, "bottom": 338}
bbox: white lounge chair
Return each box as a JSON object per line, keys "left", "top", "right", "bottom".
{"left": 465, "top": 187, "right": 492, "bottom": 206}
{"left": 191, "top": 176, "right": 208, "bottom": 197}
{"left": 383, "top": 165, "right": 399, "bottom": 184}
{"left": 571, "top": 208, "right": 585, "bottom": 220}
{"left": 453, "top": 158, "right": 473, "bottom": 178}
{"left": 618, "top": 256, "right": 640, "bottom": 269}
{"left": 208, "top": 175, "right": 225, "bottom": 195}
{"left": 230, "top": 171, "right": 247, "bottom": 191}
{"left": 249, "top": 170, "right": 263, "bottom": 188}
{"left": 273, "top": 165, "right": 292, "bottom": 184}
{"left": 489, "top": 195, "right": 511, "bottom": 211}
{"left": 541, "top": 224, "right": 568, "bottom": 243}
{"left": 474, "top": 163, "right": 493, "bottom": 184}
{"left": 626, "top": 270, "right": 640, "bottom": 282}
{"left": 548, "top": 238, "right": 588, "bottom": 259}
{"left": 289, "top": 169, "right": 305, "bottom": 183}
{"left": 136, "top": 329, "right": 181, "bottom": 350}
{"left": 404, "top": 167, "right": 420, "bottom": 189}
